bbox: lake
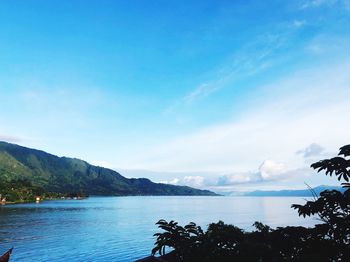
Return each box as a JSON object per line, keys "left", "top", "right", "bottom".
{"left": 0, "top": 196, "right": 317, "bottom": 261}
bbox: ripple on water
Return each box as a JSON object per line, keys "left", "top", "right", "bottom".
{"left": 0, "top": 196, "right": 316, "bottom": 261}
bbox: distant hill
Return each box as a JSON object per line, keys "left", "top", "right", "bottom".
{"left": 0, "top": 141, "right": 217, "bottom": 196}
{"left": 240, "top": 186, "right": 345, "bottom": 197}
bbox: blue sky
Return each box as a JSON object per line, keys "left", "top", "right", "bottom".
{"left": 1, "top": 0, "right": 350, "bottom": 193}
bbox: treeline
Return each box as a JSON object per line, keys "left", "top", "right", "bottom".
{"left": 0, "top": 178, "right": 87, "bottom": 203}
{"left": 0, "top": 178, "right": 46, "bottom": 202}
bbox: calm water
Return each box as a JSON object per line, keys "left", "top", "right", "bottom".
{"left": 0, "top": 196, "right": 317, "bottom": 261}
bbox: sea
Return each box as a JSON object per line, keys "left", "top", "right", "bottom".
{"left": 0, "top": 196, "right": 317, "bottom": 261}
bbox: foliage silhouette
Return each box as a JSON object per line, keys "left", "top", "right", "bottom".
{"left": 151, "top": 145, "right": 350, "bottom": 262}
{"left": 292, "top": 144, "right": 350, "bottom": 251}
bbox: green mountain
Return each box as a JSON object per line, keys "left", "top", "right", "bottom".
{"left": 0, "top": 141, "right": 217, "bottom": 197}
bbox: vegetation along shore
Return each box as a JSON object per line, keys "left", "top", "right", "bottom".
{"left": 0, "top": 141, "right": 217, "bottom": 204}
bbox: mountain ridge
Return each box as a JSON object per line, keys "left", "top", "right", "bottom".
{"left": 0, "top": 141, "right": 217, "bottom": 196}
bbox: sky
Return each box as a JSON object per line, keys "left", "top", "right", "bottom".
{"left": 1, "top": 0, "right": 350, "bottom": 193}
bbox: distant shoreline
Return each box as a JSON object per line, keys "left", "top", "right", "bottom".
{"left": 0, "top": 196, "right": 88, "bottom": 206}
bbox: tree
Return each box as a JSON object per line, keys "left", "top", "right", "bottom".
{"left": 292, "top": 144, "right": 350, "bottom": 258}
{"left": 152, "top": 219, "right": 204, "bottom": 261}
{"left": 150, "top": 145, "right": 350, "bottom": 261}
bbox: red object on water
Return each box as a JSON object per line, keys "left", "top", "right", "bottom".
{"left": 0, "top": 248, "right": 13, "bottom": 262}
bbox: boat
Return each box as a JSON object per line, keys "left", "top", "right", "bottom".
{"left": 0, "top": 248, "right": 13, "bottom": 262}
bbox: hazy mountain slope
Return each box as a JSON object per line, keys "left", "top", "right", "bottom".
{"left": 0, "top": 141, "right": 217, "bottom": 196}
{"left": 242, "top": 186, "right": 345, "bottom": 197}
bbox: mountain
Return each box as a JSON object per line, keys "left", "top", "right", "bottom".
{"left": 0, "top": 141, "right": 217, "bottom": 196}
{"left": 240, "top": 186, "right": 345, "bottom": 197}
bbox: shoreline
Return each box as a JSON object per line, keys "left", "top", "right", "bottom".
{"left": 0, "top": 196, "right": 88, "bottom": 206}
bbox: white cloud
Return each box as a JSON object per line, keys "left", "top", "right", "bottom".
{"left": 159, "top": 176, "right": 205, "bottom": 188}
{"left": 119, "top": 160, "right": 335, "bottom": 192}
{"left": 125, "top": 61, "right": 350, "bottom": 176}
{"left": 160, "top": 178, "right": 180, "bottom": 185}
{"left": 170, "top": 178, "right": 180, "bottom": 184}
{"left": 259, "top": 160, "right": 287, "bottom": 180}
{"left": 215, "top": 160, "right": 288, "bottom": 187}
{"left": 206, "top": 166, "right": 323, "bottom": 193}
{"left": 91, "top": 160, "right": 114, "bottom": 169}
{"left": 183, "top": 176, "right": 205, "bottom": 188}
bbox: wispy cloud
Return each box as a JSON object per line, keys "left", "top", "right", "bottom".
{"left": 126, "top": 61, "right": 350, "bottom": 175}
{"left": 180, "top": 1, "right": 350, "bottom": 107}
{"left": 292, "top": 20, "right": 306, "bottom": 28}
{"left": 184, "top": 82, "right": 222, "bottom": 103}
{"left": 300, "top": 0, "right": 336, "bottom": 9}
{"left": 305, "top": 35, "right": 350, "bottom": 55}
{"left": 300, "top": 0, "right": 350, "bottom": 10}
{"left": 182, "top": 33, "right": 290, "bottom": 104}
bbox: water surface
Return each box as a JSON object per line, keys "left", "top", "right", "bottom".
{"left": 0, "top": 196, "right": 317, "bottom": 261}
